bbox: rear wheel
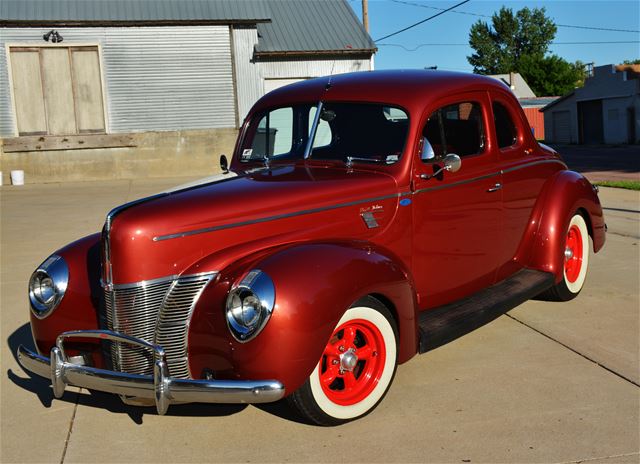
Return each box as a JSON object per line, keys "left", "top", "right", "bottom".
{"left": 288, "top": 296, "right": 398, "bottom": 426}
{"left": 539, "top": 213, "right": 590, "bottom": 301}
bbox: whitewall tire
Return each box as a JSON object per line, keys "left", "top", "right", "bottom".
{"left": 287, "top": 296, "right": 398, "bottom": 425}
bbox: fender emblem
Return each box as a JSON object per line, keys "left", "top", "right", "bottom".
{"left": 361, "top": 211, "right": 379, "bottom": 229}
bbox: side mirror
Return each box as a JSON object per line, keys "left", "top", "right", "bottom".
{"left": 420, "top": 153, "right": 462, "bottom": 180}
{"left": 220, "top": 154, "right": 229, "bottom": 174}
{"left": 443, "top": 153, "right": 461, "bottom": 173}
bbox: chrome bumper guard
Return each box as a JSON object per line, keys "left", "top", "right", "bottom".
{"left": 17, "top": 330, "right": 285, "bottom": 415}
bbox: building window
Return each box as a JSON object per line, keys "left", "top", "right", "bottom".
{"left": 9, "top": 46, "right": 106, "bottom": 136}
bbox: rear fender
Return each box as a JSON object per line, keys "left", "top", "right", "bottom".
{"left": 527, "top": 170, "right": 605, "bottom": 282}
{"left": 187, "top": 241, "right": 417, "bottom": 394}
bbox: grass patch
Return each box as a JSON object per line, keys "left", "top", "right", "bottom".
{"left": 594, "top": 180, "right": 640, "bottom": 191}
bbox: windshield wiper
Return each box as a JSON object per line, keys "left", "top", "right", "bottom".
{"left": 345, "top": 156, "right": 384, "bottom": 168}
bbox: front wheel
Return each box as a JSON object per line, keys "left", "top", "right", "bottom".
{"left": 539, "top": 213, "right": 590, "bottom": 301}
{"left": 287, "top": 296, "right": 398, "bottom": 426}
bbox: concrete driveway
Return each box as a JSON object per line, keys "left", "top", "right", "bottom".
{"left": 1, "top": 179, "right": 638, "bottom": 463}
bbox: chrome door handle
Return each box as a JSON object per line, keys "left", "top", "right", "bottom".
{"left": 487, "top": 183, "right": 502, "bottom": 192}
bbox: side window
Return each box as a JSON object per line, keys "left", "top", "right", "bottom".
{"left": 422, "top": 101, "right": 485, "bottom": 160}
{"left": 251, "top": 107, "right": 293, "bottom": 158}
{"left": 493, "top": 102, "right": 518, "bottom": 149}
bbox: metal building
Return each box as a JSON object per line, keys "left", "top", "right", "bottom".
{"left": 0, "top": 0, "right": 375, "bottom": 183}
{"left": 541, "top": 64, "right": 640, "bottom": 145}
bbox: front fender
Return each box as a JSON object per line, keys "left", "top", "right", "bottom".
{"left": 528, "top": 170, "right": 605, "bottom": 282}
{"left": 188, "top": 241, "right": 417, "bottom": 394}
{"left": 29, "top": 233, "right": 103, "bottom": 362}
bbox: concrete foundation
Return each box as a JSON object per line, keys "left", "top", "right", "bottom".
{"left": 0, "top": 128, "right": 238, "bottom": 184}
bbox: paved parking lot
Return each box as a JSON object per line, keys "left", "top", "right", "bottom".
{"left": 1, "top": 178, "right": 638, "bottom": 463}
{"left": 551, "top": 144, "right": 640, "bottom": 182}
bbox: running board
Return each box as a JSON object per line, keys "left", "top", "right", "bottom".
{"left": 418, "top": 269, "right": 554, "bottom": 353}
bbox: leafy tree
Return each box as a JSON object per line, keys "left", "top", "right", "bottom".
{"left": 623, "top": 59, "right": 640, "bottom": 65}
{"left": 468, "top": 6, "right": 584, "bottom": 96}
{"left": 468, "top": 7, "right": 556, "bottom": 74}
{"left": 518, "top": 55, "right": 585, "bottom": 96}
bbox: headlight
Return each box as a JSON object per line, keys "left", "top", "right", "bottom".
{"left": 29, "top": 255, "right": 69, "bottom": 319}
{"left": 226, "top": 269, "right": 275, "bottom": 342}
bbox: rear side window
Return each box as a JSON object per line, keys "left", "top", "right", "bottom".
{"left": 493, "top": 102, "right": 518, "bottom": 149}
{"left": 422, "top": 101, "right": 485, "bottom": 159}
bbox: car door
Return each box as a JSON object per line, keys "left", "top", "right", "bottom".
{"left": 490, "top": 92, "right": 563, "bottom": 281}
{"left": 412, "top": 92, "right": 503, "bottom": 310}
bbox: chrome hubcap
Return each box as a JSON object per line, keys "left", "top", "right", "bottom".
{"left": 339, "top": 348, "right": 358, "bottom": 373}
{"left": 565, "top": 247, "right": 574, "bottom": 260}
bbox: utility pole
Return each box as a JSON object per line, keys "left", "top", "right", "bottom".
{"left": 362, "top": 0, "right": 369, "bottom": 33}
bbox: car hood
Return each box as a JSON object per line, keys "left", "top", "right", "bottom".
{"left": 107, "top": 164, "right": 400, "bottom": 284}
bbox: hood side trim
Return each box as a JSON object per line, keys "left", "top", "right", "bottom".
{"left": 153, "top": 191, "right": 411, "bottom": 242}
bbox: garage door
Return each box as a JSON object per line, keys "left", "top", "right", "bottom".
{"left": 552, "top": 111, "right": 571, "bottom": 143}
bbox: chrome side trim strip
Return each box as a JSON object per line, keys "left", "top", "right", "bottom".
{"left": 153, "top": 192, "right": 406, "bottom": 241}
{"left": 152, "top": 158, "right": 566, "bottom": 242}
{"left": 414, "top": 171, "right": 500, "bottom": 195}
{"left": 501, "top": 159, "right": 566, "bottom": 174}
{"left": 414, "top": 158, "right": 566, "bottom": 195}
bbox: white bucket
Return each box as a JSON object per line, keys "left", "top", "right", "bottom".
{"left": 11, "top": 170, "right": 24, "bottom": 186}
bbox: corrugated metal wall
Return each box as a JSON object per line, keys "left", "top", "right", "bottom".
{"left": 0, "top": 26, "right": 236, "bottom": 137}
{"left": 259, "top": 57, "right": 371, "bottom": 79}
{"left": 232, "top": 26, "right": 373, "bottom": 123}
{"left": 0, "top": 39, "right": 14, "bottom": 137}
{"left": 232, "top": 27, "right": 262, "bottom": 124}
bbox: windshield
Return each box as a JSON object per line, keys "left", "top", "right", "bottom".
{"left": 239, "top": 102, "right": 409, "bottom": 165}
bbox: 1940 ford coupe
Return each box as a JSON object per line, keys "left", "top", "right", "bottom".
{"left": 18, "top": 70, "right": 605, "bottom": 425}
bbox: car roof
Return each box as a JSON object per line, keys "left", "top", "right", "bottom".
{"left": 252, "top": 69, "right": 513, "bottom": 116}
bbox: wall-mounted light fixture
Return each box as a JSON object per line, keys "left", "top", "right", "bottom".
{"left": 43, "top": 30, "right": 63, "bottom": 43}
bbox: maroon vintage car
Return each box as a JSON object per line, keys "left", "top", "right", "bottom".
{"left": 19, "top": 70, "right": 605, "bottom": 425}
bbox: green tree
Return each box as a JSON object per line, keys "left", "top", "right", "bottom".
{"left": 518, "top": 55, "right": 585, "bottom": 96}
{"left": 468, "top": 7, "right": 557, "bottom": 74}
{"left": 468, "top": 7, "right": 584, "bottom": 96}
{"left": 623, "top": 59, "right": 640, "bottom": 65}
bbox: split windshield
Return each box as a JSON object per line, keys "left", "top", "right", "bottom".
{"left": 239, "top": 102, "right": 409, "bottom": 165}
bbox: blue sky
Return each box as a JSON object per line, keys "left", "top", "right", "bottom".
{"left": 350, "top": 0, "right": 640, "bottom": 72}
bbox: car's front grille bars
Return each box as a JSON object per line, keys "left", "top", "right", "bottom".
{"left": 104, "top": 273, "right": 215, "bottom": 379}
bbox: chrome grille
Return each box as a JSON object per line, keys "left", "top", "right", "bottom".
{"left": 104, "top": 273, "right": 215, "bottom": 378}
{"left": 156, "top": 275, "right": 214, "bottom": 379}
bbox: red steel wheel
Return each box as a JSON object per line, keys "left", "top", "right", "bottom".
{"left": 287, "top": 296, "right": 398, "bottom": 425}
{"left": 318, "top": 319, "right": 387, "bottom": 406}
{"left": 564, "top": 223, "right": 584, "bottom": 284}
{"left": 562, "top": 214, "right": 589, "bottom": 294}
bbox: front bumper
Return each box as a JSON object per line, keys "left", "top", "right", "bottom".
{"left": 17, "top": 329, "right": 285, "bottom": 415}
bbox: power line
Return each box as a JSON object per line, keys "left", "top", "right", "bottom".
{"left": 556, "top": 23, "right": 640, "bottom": 33}
{"left": 389, "top": 0, "right": 640, "bottom": 34}
{"left": 379, "top": 41, "right": 640, "bottom": 52}
{"left": 375, "top": 0, "right": 471, "bottom": 42}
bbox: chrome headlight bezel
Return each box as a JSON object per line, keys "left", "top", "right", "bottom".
{"left": 225, "top": 269, "right": 275, "bottom": 343}
{"left": 29, "top": 255, "right": 69, "bottom": 319}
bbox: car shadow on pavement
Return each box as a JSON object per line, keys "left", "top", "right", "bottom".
{"left": 7, "top": 323, "right": 250, "bottom": 424}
